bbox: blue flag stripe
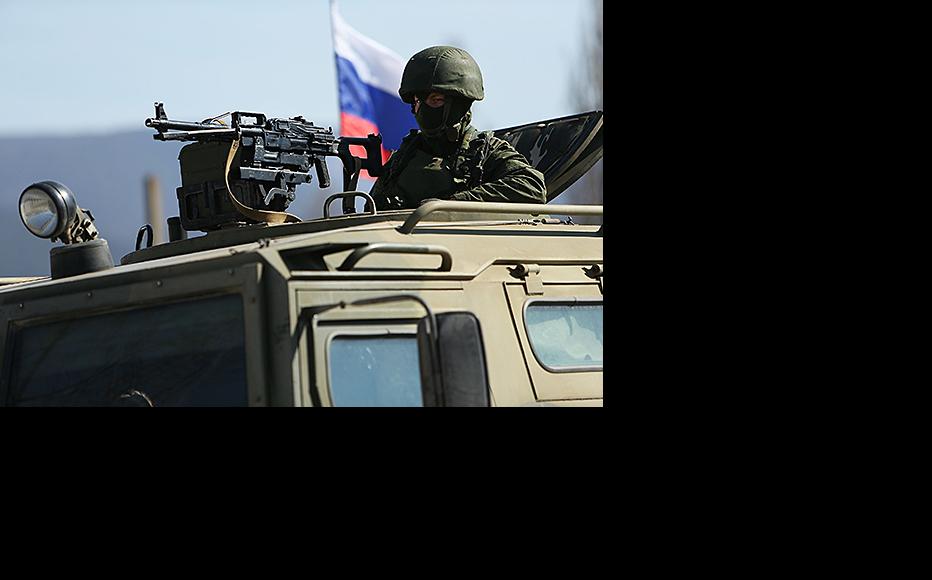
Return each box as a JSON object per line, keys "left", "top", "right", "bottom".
{"left": 336, "top": 55, "right": 413, "bottom": 151}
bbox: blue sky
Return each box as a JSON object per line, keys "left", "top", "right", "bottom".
{"left": 0, "top": 0, "right": 596, "bottom": 137}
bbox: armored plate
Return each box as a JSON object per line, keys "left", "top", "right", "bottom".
{"left": 494, "top": 110, "right": 603, "bottom": 201}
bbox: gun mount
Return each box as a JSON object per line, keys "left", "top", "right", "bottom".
{"left": 146, "top": 102, "right": 383, "bottom": 232}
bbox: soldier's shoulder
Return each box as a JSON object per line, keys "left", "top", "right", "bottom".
{"left": 469, "top": 129, "right": 514, "bottom": 152}
{"left": 478, "top": 133, "right": 523, "bottom": 161}
{"left": 462, "top": 128, "right": 509, "bottom": 152}
{"left": 474, "top": 131, "right": 539, "bottom": 175}
{"left": 487, "top": 133, "right": 515, "bottom": 151}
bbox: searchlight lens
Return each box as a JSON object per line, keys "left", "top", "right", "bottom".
{"left": 18, "top": 181, "right": 76, "bottom": 239}
{"left": 20, "top": 188, "right": 60, "bottom": 237}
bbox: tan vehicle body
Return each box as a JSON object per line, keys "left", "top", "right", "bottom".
{"left": 0, "top": 202, "right": 602, "bottom": 406}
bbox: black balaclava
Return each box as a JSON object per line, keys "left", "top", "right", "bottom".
{"left": 414, "top": 94, "right": 473, "bottom": 153}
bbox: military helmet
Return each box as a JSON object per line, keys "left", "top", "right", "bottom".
{"left": 399, "top": 46, "right": 484, "bottom": 104}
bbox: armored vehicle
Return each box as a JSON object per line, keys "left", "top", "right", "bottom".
{"left": 0, "top": 107, "right": 603, "bottom": 407}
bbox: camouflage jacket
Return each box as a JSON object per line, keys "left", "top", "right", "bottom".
{"left": 370, "top": 126, "right": 547, "bottom": 210}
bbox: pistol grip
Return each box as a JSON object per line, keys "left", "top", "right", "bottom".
{"left": 315, "top": 158, "right": 331, "bottom": 189}
{"left": 363, "top": 134, "right": 384, "bottom": 177}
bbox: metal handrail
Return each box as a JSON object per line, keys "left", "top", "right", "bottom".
{"left": 337, "top": 243, "right": 453, "bottom": 271}
{"left": 397, "top": 200, "right": 603, "bottom": 234}
{"left": 323, "top": 191, "right": 378, "bottom": 219}
{"left": 0, "top": 277, "right": 47, "bottom": 286}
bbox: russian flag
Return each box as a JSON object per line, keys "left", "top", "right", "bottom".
{"left": 331, "top": 1, "right": 415, "bottom": 178}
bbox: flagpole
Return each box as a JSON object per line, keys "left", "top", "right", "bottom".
{"left": 329, "top": 0, "right": 346, "bottom": 201}
{"left": 329, "top": 0, "right": 341, "bottom": 138}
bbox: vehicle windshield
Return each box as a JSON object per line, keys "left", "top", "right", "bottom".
{"left": 6, "top": 293, "right": 247, "bottom": 406}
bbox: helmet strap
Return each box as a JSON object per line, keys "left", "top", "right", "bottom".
{"left": 442, "top": 101, "right": 459, "bottom": 141}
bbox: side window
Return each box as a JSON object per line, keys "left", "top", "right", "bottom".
{"left": 328, "top": 335, "right": 422, "bottom": 407}
{"left": 504, "top": 282, "right": 602, "bottom": 402}
{"left": 525, "top": 301, "right": 603, "bottom": 371}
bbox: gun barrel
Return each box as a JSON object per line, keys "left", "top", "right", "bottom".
{"left": 146, "top": 118, "right": 220, "bottom": 132}
{"left": 154, "top": 128, "right": 238, "bottom": 141}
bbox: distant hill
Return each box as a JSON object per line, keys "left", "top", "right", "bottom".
{"left": 1, "top": 127, "right": 599, "bottom": 276}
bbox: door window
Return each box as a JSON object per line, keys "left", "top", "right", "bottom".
{"left": 328, "top": 335, "right": 422, "bottom": 407}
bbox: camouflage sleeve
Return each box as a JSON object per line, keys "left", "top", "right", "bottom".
{"left": 450, "top": 138, "right": 547, "bottom": 204}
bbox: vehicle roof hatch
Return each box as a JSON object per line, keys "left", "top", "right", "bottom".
{"left": 493, "top": 110, "right": 603, "bottom": 202}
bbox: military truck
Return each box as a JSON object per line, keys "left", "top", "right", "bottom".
{"left": 0, "top": 108, "right": 603, "bottom": 407}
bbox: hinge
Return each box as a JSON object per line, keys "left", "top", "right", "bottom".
{"left": 508, "top": 263, "right": 544, "bottom": 295}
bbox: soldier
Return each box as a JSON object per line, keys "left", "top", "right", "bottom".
{"left": 370, "top": 46, "right": 547, "bottom": 210}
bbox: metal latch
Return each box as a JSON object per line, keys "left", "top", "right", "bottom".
{"left": 584, "top": 264, "right": 603, "bottom": 293}
{"left": 509, "top": 263, "right": 544, "bottom": 295}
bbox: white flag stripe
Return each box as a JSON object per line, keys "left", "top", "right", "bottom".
{"left": 331, "top": 2, "right": 406, "bottom": 96}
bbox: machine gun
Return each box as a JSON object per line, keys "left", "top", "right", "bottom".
{"left": 145, "top": 102, "right": 383, "bottom": 232}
